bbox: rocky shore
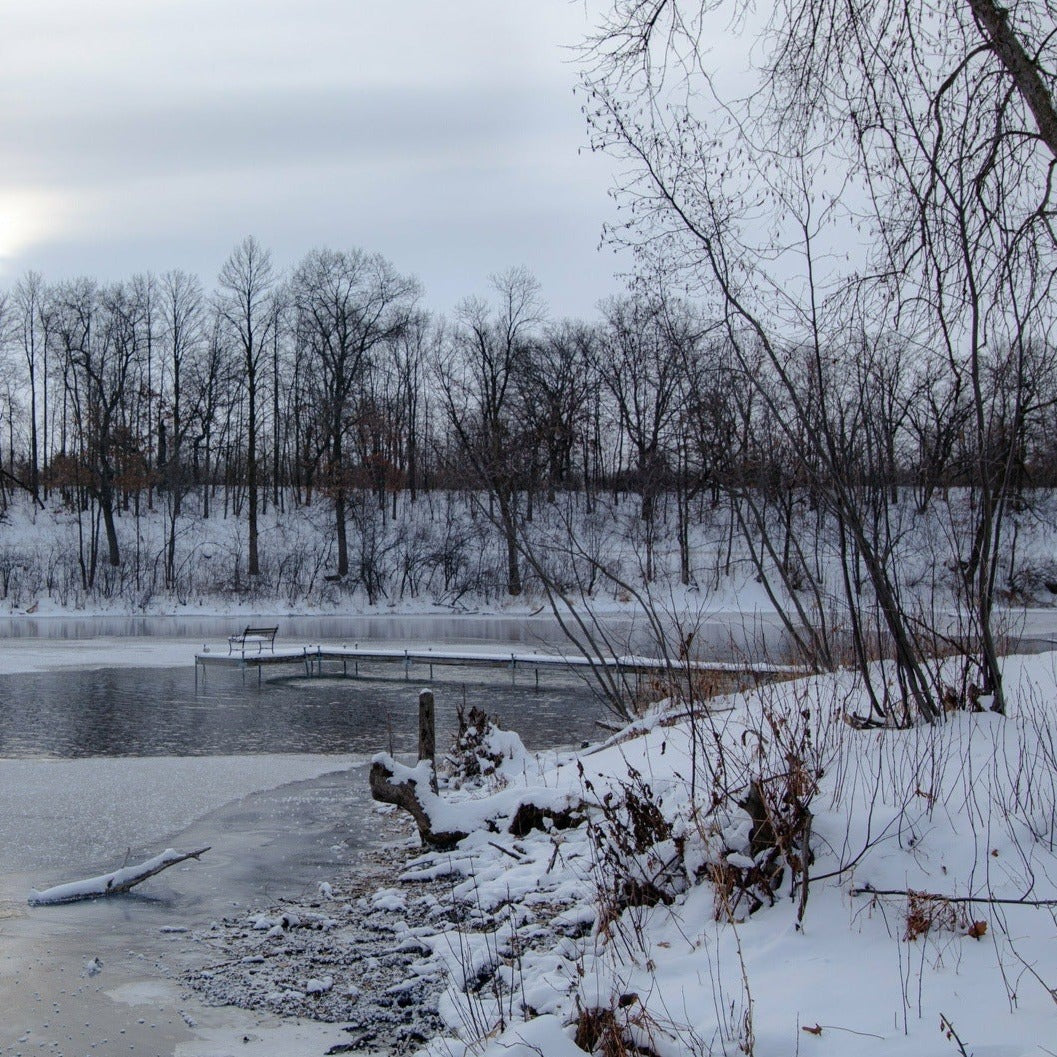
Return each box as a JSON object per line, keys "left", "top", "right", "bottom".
{"left": 185, "top": 834, "right": 450, "bottom": 1055}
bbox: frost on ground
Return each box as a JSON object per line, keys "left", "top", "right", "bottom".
{"left": 190, "top": 653, "right": 1057, "bottom": 1057}
{"left": 185, "top": 843, "right": 447, "bottom": 1054}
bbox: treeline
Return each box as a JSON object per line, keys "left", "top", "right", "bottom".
{"left": 1, "top": 239, "right": 1055, "bottom": 648}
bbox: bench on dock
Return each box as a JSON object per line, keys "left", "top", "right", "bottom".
{"left": 228, "top": 625, "right": 278, "bottom": 654}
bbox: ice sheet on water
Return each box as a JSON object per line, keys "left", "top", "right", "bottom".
{"left": 0, "top": 754, "right": 357, "bottom": 881}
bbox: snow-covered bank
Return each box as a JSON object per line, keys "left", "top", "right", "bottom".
{"left": 0, "top": 492, "right": 776, "bottom": 616}
{"left": 400, "top": 652, "right": 1057, "bottom": 1057}
{"left": 191, "top": 651, "right": 1057, "bottom": 1057}
{"left": 7, "top": 488, "right": 1057, "bottom": 626}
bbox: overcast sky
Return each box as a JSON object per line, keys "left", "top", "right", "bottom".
{"left": 0, "top": 0, "right": 627, "bottom": 317}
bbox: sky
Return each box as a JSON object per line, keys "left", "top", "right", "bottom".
{"left": 0, "top": 0, "right": 627, "bottom": 318}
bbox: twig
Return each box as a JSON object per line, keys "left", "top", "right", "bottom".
{"left": 546, "top": 838, "right": 561, "bottom": 874}
{"left": 939, "top": 1013, "right": 970, "bottom": 1057}
{"left": 852, "top": 885, "right": 1057, "bottom": 908}
{"left": 487, "top": 841, "right": 525, "bottom": 861}
{"left": 807, "top": 1023, "right": 886, "bottom": 1040}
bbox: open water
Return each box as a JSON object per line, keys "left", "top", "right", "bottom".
{"left": 0, "top": 662, "right": 605, "bottom": 759}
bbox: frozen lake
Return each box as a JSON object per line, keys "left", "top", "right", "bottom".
{"left": 0, "top": 620, "right": 616, "bottom": 1054}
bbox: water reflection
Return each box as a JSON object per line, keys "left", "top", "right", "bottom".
{"left": 0, "top": 610, "right": 792, "bottom": 659}
{"left": 0, "top": 663, "right": 607, "bottom": 759}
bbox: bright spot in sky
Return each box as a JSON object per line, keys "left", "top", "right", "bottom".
{"left": 0, "top": 0, "right": 626, "bottom": 315}
{"left": 0, "top": 190, "right": 67, "bottom": 271}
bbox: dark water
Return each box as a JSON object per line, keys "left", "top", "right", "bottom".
{"left": 0, "top": 611, "right": 799, "bottom": 760}
{"left": 0, "top": 663, "right": 607, "bottom": 759}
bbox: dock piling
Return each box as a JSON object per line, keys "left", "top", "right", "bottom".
{"left": 418, "top": 688, "right": 437, "bottom": 793}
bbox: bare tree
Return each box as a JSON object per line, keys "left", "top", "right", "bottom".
{"left": 390, "top": 309, "right": 433, "bottom": 502}
{"left": 581, "top": 0, "right": 1057, "bottom": 720}
{"left": 216, "top": 237, "right": 276, "bottom": 578}
{"left": 156, "top": 270, "right": 210, "bottom": 587}
{"left": 438, "top": 268, "right": 545, "bottom": 597}
{"left": 13, "top": 273, "right": 53, "bottom": 501}
{"left": 518, "top": 320, "right": 596, "bottom": 504}
{"left": 54, "top": 281, "right": 145, "bottom": 575}
{"left": 291, "top": 247, "right": 419, "bottom": 579}
{"left": 593, "top": 294, "right": 694, "bottom": 581}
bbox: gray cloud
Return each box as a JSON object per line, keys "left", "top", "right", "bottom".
{"left": 0, "top": 83, "right": 553, "bottom": 184}
{"left": 1, "top": 0, "right": 625, "bottom": 316}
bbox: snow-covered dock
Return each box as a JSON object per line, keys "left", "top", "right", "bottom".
{"left": 193, "top": 642, "right": 802, "bottom": 688}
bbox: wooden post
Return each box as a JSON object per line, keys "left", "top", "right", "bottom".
{"left": 418, "top": 688, "right": 437, "bottom": 792}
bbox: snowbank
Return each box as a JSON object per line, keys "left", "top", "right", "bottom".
{"left": 375, "top": 652, "right": 1057, "bottom": 1057}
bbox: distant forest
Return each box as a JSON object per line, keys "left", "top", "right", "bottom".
{"left": 2, "top": 239, "right": 1053, "bottom": 578}
{"left": 1, "top": 238, "right": 1056, "bottom": 708}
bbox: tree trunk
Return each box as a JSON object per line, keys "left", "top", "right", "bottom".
{"left": 498, "top": 491, "right": 522, "bottom": 596}
{"left": 335, "top": 489, "right": 349, "bottom": 578}
{"left": 100, "top": 488, "right": 121, "bottom": 567}
{"left": 247, "top": 372, "right": 259, "bottom": 577}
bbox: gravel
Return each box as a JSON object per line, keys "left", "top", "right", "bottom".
{"left": 185, "top": 837, "right": 452, "bottom": 1056}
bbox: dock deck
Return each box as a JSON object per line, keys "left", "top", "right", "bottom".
{"left": 194, "top": 642, "right": 803, "bottom": 688}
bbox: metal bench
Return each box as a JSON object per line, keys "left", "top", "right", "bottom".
{"left": 228, "top": 625, "right": 278, "bottom": 654}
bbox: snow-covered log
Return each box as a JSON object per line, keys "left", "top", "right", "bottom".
{"left": 370, "top": 756, "right": 467, "bottom": 849}
{"left": 369, "top": 753, "right": 581, "bottom": 850}
{"left": 28, "top": 846, "right": 210, "bottom": 906}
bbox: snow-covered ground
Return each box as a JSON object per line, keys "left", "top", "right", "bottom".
{"left": 4, "top": 605, "right": 1057, "bottom": 1055}
{"left": 304, "top": 652, "right": 1057, "bottom": 1057}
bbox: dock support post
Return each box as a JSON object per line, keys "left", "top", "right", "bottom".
{"left": 418, "top": 688, "right": 437, "bottom": 793}
{"left": 404, "top": 650, "right": 410, "bottom": 681}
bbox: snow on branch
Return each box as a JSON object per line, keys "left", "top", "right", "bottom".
{"left": 369, "top": 753, "right": 581, "bottom": 850}
{"left": 28, "top": 846, "right": 210, "bottom": 906}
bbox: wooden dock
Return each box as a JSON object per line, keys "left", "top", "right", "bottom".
{"left": 193, "top": 642, "right": 803, "bottom": 689}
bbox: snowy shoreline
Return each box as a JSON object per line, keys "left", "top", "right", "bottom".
{"left": 187, "top": 650, "right": 1057, "bottom": 1057}
{"left": 5, "top": 629, "right": 1057, "bottom": 1055}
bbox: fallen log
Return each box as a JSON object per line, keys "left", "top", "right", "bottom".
{"left": 369, "top": 753, "right": 583, "bottom": 850}
{"left": 370, "top": 756, "right": 467, "bottom": 849}
{"left": 28, "top": 847, "right": 210, "bottom": 906}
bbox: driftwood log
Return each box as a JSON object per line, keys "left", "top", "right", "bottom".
{"left": 370, "top": 758, "right": 466, "bottom": 849}
{"left": 369, "top": 755, "right": 582, "bottom": 850}
{"left": 29, "top": 847, "right": 210, "bottom": 906}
